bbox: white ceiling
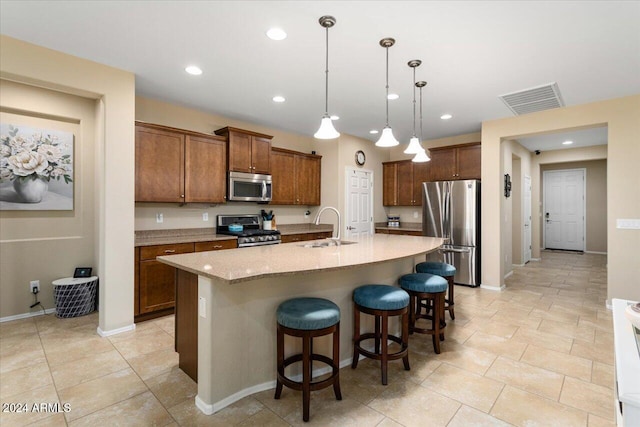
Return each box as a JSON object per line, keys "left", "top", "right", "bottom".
{"left": 516, "top": 126, "right": 608, "bottom": 153}
{"left": 1, "top": 1, "right": 639, "bottom": 148}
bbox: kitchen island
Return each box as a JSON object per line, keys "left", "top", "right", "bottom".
{"left": 158, "top": 233, "right": 443, "bottom": 415}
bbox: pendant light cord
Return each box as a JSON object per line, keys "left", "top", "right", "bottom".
{"left": 324, "top": 26, "right": 329, "bottom": 115}
{"left": 419, "top": 86, "right": 424, "bottom": 141}
{"left": 412, "top": 67, "right": 417, "bottom": 137}
{"left": 385, "top": 47, "right": 390, "bottom": 127}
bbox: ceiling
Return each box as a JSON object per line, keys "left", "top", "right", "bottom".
{"left": 1, "top": 1, "right": 639, "bottom": 149}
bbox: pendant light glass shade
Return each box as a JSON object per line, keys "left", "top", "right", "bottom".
{"left": 376, "top": 126, "right": 400, "bottom": 147}
{"left": 404, "top": 136, "right": 423, "bottom": 154}
{"left": 375, "top": 38, "right": 399, "bottom": 147}
{"left": 412, "top": 148, "right": 430, "bottom": 163}
{"left": 314, "top": 114, "right": 340, "bottom": 139}
{"left": 315, "top": 16, "right": 339, "bottom": 140}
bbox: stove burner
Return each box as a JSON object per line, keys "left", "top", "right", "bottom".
{"left": 217, "top": 214, "right": 281, "bottom": 247}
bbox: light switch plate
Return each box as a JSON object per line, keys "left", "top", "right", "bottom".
{"left": 202, "top": 212, "right": 209, "bottom": 221}
{"left": 199, "top": 297, "right": 206, "bottom": 318}
{"left": 156, "top": 213, "right": 163, "bottom": 223}
{"left": 616, "top": 219, "right": 640, "bottom": 229}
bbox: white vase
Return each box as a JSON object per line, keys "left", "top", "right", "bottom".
{"left": 13, "top": 177, "right": 48, "bottom": 203}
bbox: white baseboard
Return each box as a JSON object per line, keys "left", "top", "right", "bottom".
{"left": 530, "top": 258, "right": 541, "bottom": 261}
{"left": 97, "top": 323, "right": 136, "bottom": 337}
{"left": 512, "top": 263, "right": 525, "bottom": 268}
{"left": 195, "top": 356, "right": 356, "bottom": 415}
{"left": 0, "top": 307, "right": 56, "bottom": 323}
{"left": 504, "top": 270, "right": 514, "bottom": 279}
{"left": 480, "top": 284, "right": 506, "bottom": 292}
{"left": 585, "top": 251, "right": 608, "bottom": 255}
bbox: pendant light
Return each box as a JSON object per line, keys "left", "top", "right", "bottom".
{"left": 314, "top": 16, "right": 340, "bottom": 139}
{"left": 375, "top": 38, "right": 399, "bottom": 147}
{"left": 412, "top": 80, "right": 431, "bottom": 163}
{"left": 404, "top": 59, "right": 424, "bottom": 154}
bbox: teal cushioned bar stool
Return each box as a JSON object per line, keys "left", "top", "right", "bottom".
{"left": 275, "top": 297, "right": 342, "bottom": 422}
{"left": 416, "top": 261, "right": 457, "bottom": 320}
{"left": 352, "top": 285, "right": 410, "bottom": 385}
{"left": 399, "top": 273, "right": 448, "bottom": 354}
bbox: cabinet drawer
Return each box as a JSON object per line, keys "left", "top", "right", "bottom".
{"left": 388, "top": 229, "right": 423, "bottom": 236}
{"left": 140, "top": 243, "right": 195, "bottom": 260}
{"left": 194, "top": 240, "right": 237, "bottom": 252}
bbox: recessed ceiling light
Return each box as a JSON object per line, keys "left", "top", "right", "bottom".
{"left": 185, "top": 65, "right": 203, "bottom": 75}
{"left": 266, "top": 28, "right": 287, "bottom": 41}
{"left": 330, "top": 115, "right": 339, "bottom": 120}
{"left": 272, "top": 96, "right": 285, "bottom": 103}
{"left": 440, "top": 114, "right": 453, "bottom": 120}
{"left": 562, "top": 140, "right": 573, "bottom": 145}
{"left": 387, "top": 93, "right": 399, "bottom": 100}
{"left": 369, "top": 130, "right": 379, "bottom": 134}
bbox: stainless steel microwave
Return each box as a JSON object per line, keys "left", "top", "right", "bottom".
{"left": 228, "top": 171, "right": 272, "bottom": 203}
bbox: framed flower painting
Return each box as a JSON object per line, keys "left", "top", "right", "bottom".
{"left": 0, "top": 123, "right": 74, "bottom": 210}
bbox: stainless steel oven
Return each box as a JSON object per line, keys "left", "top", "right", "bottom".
{"left": 228, "top": 171, "right": 272, "bottom": 203}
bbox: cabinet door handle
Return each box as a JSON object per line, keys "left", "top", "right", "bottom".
{"left": 164, "top": 249, "right": 176, "bottom": 254}
{"left": 213, "top": 245, "right": 223, "bottom": 249}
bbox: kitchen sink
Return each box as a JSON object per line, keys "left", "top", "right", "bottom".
{"left": 299, "top": 240, "right": 357, "bottom": 248}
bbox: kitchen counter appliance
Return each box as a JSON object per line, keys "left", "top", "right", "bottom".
{"left": 422, "top": 180, "right": 480, "bottom": 286}
{"left": 228, "top": 171, "right": 272, "bottom": 203}
{"left": 217, "top": 214, "right": 281, "bottom": 247}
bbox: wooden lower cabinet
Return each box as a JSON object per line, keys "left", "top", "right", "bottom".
{"left": 376, "top": 228, "right": 423, "bottom": 236}
{"left": 135, "top": 239, "right": 235, "bottom": 323}
{"left": 281, "top": 231, "right": 332, "bottom": 243}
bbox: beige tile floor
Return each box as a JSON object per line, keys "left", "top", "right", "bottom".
{"left": 0, "top": 251, "right": 615, "bottom": 426}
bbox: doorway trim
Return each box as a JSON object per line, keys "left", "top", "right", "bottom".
{"left": 344, "top": 166, "right": 374, "bottom": 238}
{"left": 542, "top": 168, "right": 586, "bottom": 251}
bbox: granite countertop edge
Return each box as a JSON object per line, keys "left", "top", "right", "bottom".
{"left": 135, "top": 224, "right": 333, "bottom": 246}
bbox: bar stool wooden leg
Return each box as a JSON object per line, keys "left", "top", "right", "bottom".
{"left": 274, "top": 325, "right": 284, "bottom": 399}
{"left": 333, "top": 326, "right": 342, "bottom": 400}
{"left": 381, "top": 311, "right": 389, "bottom": 385}
{"left": 446, "top": 276, "right": 455, "bottom": 320}
{"left": 302, "top": 335, "right": 311, "bottom": 422}
{"left": 432, "top": 294, "right": 441, "bottom": 354}
{"left": 401, "top": 310, "right": 410, "bottom": 370}
{"left": 352, "top": 303, "right": 360, "bottom": 369}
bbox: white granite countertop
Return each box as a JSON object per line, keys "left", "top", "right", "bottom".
{"left": 157, "top": 234, "right": 443, "bottom": 284}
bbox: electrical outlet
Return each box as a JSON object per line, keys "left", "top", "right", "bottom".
{"left": 202, "top": 212, "right": 209, "bottom": 221}
{"left": 156, "top": 213, "right": 163, "bottom": 223}
{"left": 30, "top": 280, "right": 39, "bottom": 294}
{"left": 413, "top": 211, "right": 419, "bottom": 219}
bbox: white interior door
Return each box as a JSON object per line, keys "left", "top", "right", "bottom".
{"left": 345, "top": 168, "right": 373, "bottom": 239}
{"left": 543, "top": 169, "right": 585, "bottom": 251}
{"left": 523, "top": 175, "right": 532, "bottom": 263}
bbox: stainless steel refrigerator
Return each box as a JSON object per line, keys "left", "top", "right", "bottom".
{"left": 422, "top": 180, "right": 480, "bottom": 287}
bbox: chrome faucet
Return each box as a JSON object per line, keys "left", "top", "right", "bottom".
{"left": 314, "top": 206, "right": 341, "bottom": 241}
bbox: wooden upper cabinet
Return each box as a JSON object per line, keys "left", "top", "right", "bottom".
{"left": 383, "top": 162, "right": 399, "bottom": 206}
{"left": 397, "top": 161, "right": 414, "bottom": 206}
{"left": 135, "top": 126, "right": 185, "bottom": 202}
{"left": 429, "top": 148, "right": 456, "bottom": 181}
{"left": 271, "top": 149, "right": 295, "bottom": 204}
{"left": 135, "top": 122, "right": 227, "bottom": 203}
{"left": 413, "top": 161, "right": 430, "bottom": 205}
{"left": 270, "top": 147, "right": 321, "bottom": 206}
{"left": 185, "top": 135, "right": 227, "bottom": 203}
{"left": 429, "top": 142, "right": 481, "bottom": 181}
{"left": 215, "top": 127, "right": 273, "bottom": 174}
{"left": 296, "top": 154, "right": 320, "bottom": 205}
{"left": 456, "top": 144, "right": 481, "bottom": 179}
{"left": 251, "top": 136, "right": 272, "bottom": 174}
{"left": 382, "top": 160, "right": 429, "bottom": 206}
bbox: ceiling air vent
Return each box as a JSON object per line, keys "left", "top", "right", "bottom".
{"left": 499, "top": 82, "right": 565, "bottom": 115}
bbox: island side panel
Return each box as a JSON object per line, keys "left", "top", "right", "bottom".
{"left": 175, "top": 269, "right": 198, "bottom": 381}
{"left": 196, "top": 257, "right": 415, "bottom": 413}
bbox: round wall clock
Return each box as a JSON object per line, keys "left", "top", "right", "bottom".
{"left": 355, "top": 150, "right": 366, "bottom": 166}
